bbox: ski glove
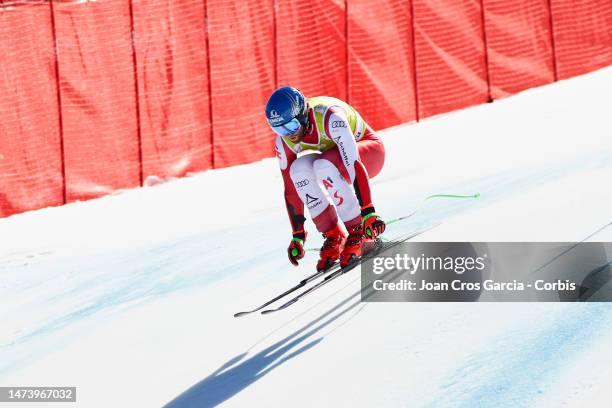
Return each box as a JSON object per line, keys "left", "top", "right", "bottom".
{"left": 288, "top": 231, "right": 306, "bottom": 266}
{"left": 362, "top": 211, "right": 386, "bottom": 238}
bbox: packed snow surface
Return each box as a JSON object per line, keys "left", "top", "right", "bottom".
{"left": 1, "top": 67, "right": 611, "bottom": 407}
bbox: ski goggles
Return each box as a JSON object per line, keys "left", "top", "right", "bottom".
{"left": 270, "top": 117, "right": 301, "bottom": 137}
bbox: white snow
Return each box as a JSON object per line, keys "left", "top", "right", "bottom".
{"left": 1, "top": 66, "right": 611, "bottom": 408}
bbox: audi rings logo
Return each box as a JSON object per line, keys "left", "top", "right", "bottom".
{"left": 331, "top": 120, "right": 347, "bottom": 129}
{"left": 296, "top": 179, "right": 309, "bottom": 188}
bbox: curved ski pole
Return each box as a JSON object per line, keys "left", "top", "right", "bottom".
{"left": 386, "top": 192, "right": 480, "bottom": 225}
{"left": 304, "top": 192, "right": 479, "bottom": 251}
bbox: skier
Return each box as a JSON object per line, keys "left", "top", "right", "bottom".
{"left": 265, "top": 86, "right": 386, "bottom": 271}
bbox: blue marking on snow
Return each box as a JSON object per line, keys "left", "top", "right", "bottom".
{"left": 1, "top": 148, "right": 611, "bottom": 381}
{"left": 422, "top": 304, "right": 612, "bottom": 408}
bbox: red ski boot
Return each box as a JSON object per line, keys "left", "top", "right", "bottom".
{"left": 339, "top": 225, "right": 377, "bottom": 267}
{"left": 316, "top": 223, "right": 347, "bottom": 271}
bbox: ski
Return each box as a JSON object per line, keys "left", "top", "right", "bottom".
{"left": 233, "top": 262, "right": 342, "bottom": 317}
{"left": 234, "top": 236, "right": 398, "bottom": 318}
{"left": 260, "top": 226, "right": 436, "bottom": 315}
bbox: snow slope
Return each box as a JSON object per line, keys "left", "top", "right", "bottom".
{"left": 1, "top": 67, "right": 611, "bottom": 407}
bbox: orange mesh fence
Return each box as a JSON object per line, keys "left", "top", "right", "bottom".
{"left": 207, "top": 0, "right": 276, "bottom": 168}
{"left": 0, "top": 1, "right": 64, "bottom": 217}
{"left": 550, "top": 0, "right": 612, "bottom": 80}
{"left": 347, "top": 0, "right": 418, "bottom": 129}
{"left": 1, "top": 0, "right": 610, "bottom": 217}
{"left": 53, "top": 0, "right": 141, "bottom": 201}
{"left": 412, "top": 0, "right": 489, "bottom": 118}
{"left": 132, "top": 0, "right": 213, "bottom": 181}
{"left": 276, "top": 0, "right": 347, "bottom": 100}
{"left": 482, "top": 0, "right": 556, "bottom": 99}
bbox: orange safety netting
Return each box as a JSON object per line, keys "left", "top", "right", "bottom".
{"left": 482, "top": 0, "right": 556, "bottom": 99}
{"left": 550, "top": 0, "right": 612, "bottom": 80}
{"left": 0, "top": 1, "right": 63, "bottom": 217}
{"left": 277, "top": 0, "right": 347, "bottom": 101}
{"left": 207, "top": 0, "right": 276, "bottom": 168}
{"left": 348, "top": 0, "right": 418, "bottom": 129}
{"left": 412, "top": 0, "right": 489, "bottom": 118}
{"left": 1, "top": 0, "right": 611, "bottom": 218}
{"left": 132, "top": 0, "right": 213, "bottom": 181}
{"left": 53, "top": 0, "right": 141, "bottom": 201}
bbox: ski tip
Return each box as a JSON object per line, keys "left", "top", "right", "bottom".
{"left": 233, "top": 311, "right": 250, "bottom": 318}
{"left": 262, "top": 299, "right": 296, "bottom": 315}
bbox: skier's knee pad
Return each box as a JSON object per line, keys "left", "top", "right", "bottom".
{"left": 290, "top": 155, "right": 328, "bottom": 218}
{"left": 312, "top": 158, "right": 360, "bottom": 222}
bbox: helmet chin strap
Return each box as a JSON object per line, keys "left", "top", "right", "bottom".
{"left": 298, "top": 104, "right": 311, "bottom": 130}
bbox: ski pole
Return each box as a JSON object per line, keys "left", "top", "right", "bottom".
{"left": 386, "top": 192, "right": 480, "bottom": 225}
{"left": 304, "top": 192, "right": 480, "bottom": 251}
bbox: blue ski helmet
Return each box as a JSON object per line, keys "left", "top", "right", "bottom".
{"left": 265, "top": 86, "right": 308, "bottom": 136}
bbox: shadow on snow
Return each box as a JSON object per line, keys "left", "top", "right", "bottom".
{"left": 164, "top": 289, "right": 364, "bottom": 408}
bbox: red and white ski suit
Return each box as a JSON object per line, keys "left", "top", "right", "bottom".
{"left": 275, "top": 96, "right": 385, "bottom": 237}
